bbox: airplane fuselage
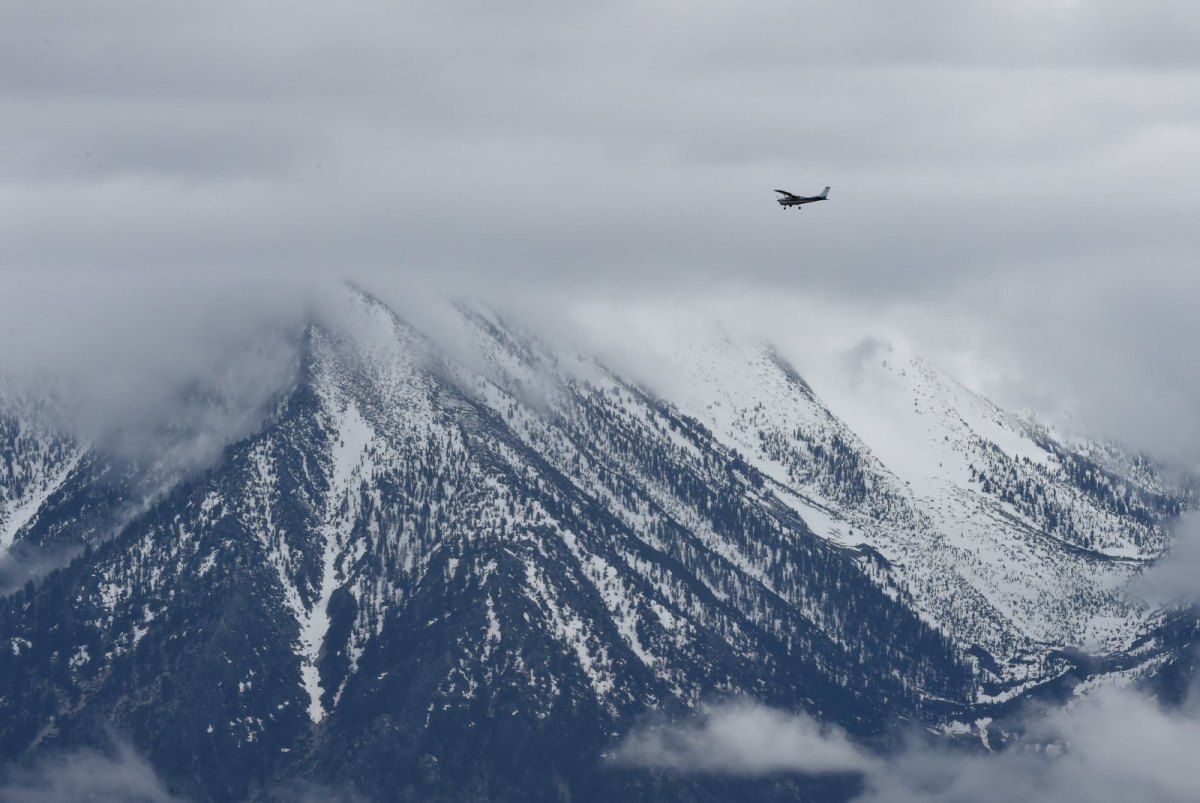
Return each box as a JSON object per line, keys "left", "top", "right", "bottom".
{"left": 774, "top": 186, "right": 830, "bottom": 209}
{"left": 776, "top": 196, "right": 826, "bottom": 207}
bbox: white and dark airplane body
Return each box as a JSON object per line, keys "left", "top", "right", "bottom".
{"left": 775, "top": 186, "right": 830, "bottom": 209}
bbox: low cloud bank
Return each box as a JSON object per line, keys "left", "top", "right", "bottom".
{"left": 1134, "top": 511, "right": 1200, "bottom": 607}
{"left": 0, "top": 743, "right": 185, "bottom": 803}
{"left": 614, "top": 702, "right": 874, "bottom": 775}
{"left": 0, "top": 269, "right": 308, "bottom": 478}
{"left": 0, "top": 541, "right": 82, "bottom": 596}
{"left": 862, "top": 686, "right": 1200, "bottom": 803}
{"left": 617, "top": 684, "right": 1200, "bottom": 803}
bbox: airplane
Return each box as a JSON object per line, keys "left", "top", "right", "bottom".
{"left": 774, "top": 186, "right": 830, "bottom": 209}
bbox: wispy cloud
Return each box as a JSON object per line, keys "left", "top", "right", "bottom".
{"left": 0, "top": 269, "right": 307, "bottom": 477}
{"left": 860, "top": 686, "right": 1200, "bottom": 803}
{"left": 617, "top": 683, "right": 1200, "bottom": 803}
{"left": 1133, "top": 511, "right": 1200, "bottom": 607}
{"left": 0, "top": 743, "right": 185, "bottom": 803}
{"left": 0, "top": 541, "right": 81, "bottom": 596}
{"left": 613, "top": 701, "right": 873, "bottom": 775}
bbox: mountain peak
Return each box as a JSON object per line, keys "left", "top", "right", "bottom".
{"left": 0, "top": 291, "right": 1191, "bottom": 800}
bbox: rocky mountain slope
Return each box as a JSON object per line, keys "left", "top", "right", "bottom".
{"left": 0, "top": 289, "right": 1192, "bottom": 801}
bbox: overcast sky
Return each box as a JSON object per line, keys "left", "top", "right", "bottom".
{"left": 2, "top": 0, "right": 1199, "bottom": 457}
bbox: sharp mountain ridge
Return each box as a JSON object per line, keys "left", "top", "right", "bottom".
{"left": 0, "top": 289, "right": 1192, "bottom": 801}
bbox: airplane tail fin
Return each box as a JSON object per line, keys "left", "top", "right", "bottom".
{"left": 820, "top": 186, "right": 830, "bottom": 198}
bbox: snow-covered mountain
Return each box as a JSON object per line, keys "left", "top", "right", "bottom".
{"left": 0, "top": 289, "right": 1193, "bottom": 801}
{"left": 600, "top": 319, "right": 1186, "bottom": 700}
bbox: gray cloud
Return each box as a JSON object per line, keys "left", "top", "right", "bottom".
{"left": 0, "top": 269, "right": 309, "bottom": 476}
{"left": 859, "top": 686, "right": 1200, "bottom": 803}
{"left": 613, "top": 701, "right": 873, "bottom": 775}
{"left": 3, "top": 0, "right": 1198, "bottom": 286}
{"left": 617, "top": 686, "right": 1200, "bottom": 803}
{"left": 0, "top": 743, "right": 185, "bottom": 803}
{"left": 2, "top": 0, "right": 1198, "bottom": 466}
{"left": 0, "top": 0, "right": 1197, "bottom": 486}
{"left": 0, "top": 540, "right": 81, "bottom": 596}
{"left": 1134, "top": 511, "right": 1200, "bottom": 606}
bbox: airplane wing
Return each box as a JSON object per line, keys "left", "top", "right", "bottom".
{"left": 774, "top": 189, "right": 796, "bottom": 196}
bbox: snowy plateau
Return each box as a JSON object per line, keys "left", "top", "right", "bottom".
{"left": 0, "top": 288, "right": 1195, "bottom": 802}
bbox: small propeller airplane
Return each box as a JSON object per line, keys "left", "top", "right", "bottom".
{"left": 774, "top": 186, "right": 830, "bottom": 209}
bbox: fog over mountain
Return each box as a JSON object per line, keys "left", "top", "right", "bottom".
{"left": 4, "top": 3, "right": 1200, "bottom": 457}
{"left": 2, "top": 1, "right": 1200, "bottom": 801}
